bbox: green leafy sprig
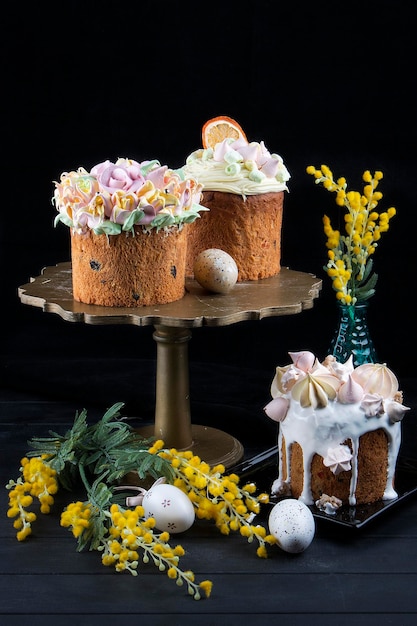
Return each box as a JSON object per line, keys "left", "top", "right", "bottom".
{"left": 26, "top": 402, "right": 175, "bottom": 492}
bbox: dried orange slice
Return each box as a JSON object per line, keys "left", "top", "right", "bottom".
{"left": 202, "top": 116, "right": 247, "bottom": 149}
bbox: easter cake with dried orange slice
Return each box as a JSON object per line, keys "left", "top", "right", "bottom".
{"left": 183, "top": 116, "right": 290, "bottom": 281}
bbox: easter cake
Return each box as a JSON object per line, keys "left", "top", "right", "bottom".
{"left": 53, "top": 158, "right": 207, "bottom": 307}
{"left": 183, "top": 117, "right": 290, "bottom": 281}
{"left": 264, "top": 351, "right": 410, "bottom": 509}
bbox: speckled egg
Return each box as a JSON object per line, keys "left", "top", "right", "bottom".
{"left": 268, "top": 499, "right": 315, "bottom": 553}
{"left": 142, "top": 483, "right": 195, "bottom": 534}
{"left": 193, "top": 248, "right": 238, "bottom": 294}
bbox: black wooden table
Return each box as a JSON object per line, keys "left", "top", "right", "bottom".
{"left": 2, "top": 377, "right": 417, "bottom": 625}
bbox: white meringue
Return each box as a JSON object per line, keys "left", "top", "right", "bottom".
{"left": 385, "top": 399, "right": 411, "bottom": 423}
{"left": 291, "top": 371, "right": 340, "bottom": 409}
{"left": 288, "top": 350, "right": 315, "bottom": 372}
{"left": 323, "top": 444, "right": 353, "bottom": 475}
{"left": 351, "top": 362, "right": 399, "bottom": 398}
{"left": 271, "top": 364, "right": 305, "bottom": 396}
{"left": 338, "top": 374, "right": 364, "bottom": 404}
{"left": 360, "top": 392, "right": 385, "bottom": 417}
{"left": 325, "top": 354, "right": 355, "bottom": 382}
{"left": 264, "top": 397, "right": 290, "bottom": 422}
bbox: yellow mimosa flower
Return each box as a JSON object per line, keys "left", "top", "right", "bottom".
{"left": 307, "top": 164, "right": 396, "bottom": 305}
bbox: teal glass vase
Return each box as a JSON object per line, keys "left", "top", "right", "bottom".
{"left": 329, "top": 302, "right": 377, "bottom": 366}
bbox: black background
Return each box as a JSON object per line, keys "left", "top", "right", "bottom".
{"left": 1, "top": 0, "right": 416, "bottom": 414}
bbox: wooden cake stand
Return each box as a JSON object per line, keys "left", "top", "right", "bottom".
{"left": 18, "top": 263, "right": 322, "bottom": 467}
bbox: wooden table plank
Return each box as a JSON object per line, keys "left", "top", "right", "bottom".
{"left": 1, "top": 573, "right": 417, "bottom": 615}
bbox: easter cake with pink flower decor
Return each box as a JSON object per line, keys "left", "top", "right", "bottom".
{"left": 264, "top": 351, "right": 410, "bottom": 510}
{"left": 53, "top": 158, "right": 207, "bottom": 307}
{"left": 182, "top": 116, "right": 290, "bottom": 281}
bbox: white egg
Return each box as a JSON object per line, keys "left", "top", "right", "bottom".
{"left": 193, "top": 248, "right": 238, "bottom": 294}
{"left": 142, "top": 483, "right": 195, "bottom": 534}
{"left": 268, "top": 499, "right": 315, "bottom": 553}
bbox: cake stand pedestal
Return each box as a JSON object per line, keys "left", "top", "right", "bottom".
{"left": 19, "top": 263, "right": 321, "bottom": 467}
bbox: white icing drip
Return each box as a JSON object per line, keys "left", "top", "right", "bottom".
{"left": 277, "top": 428, "right": 285, "bottom": 485}
{"left": 350, "top": 437, "right": 359, "bottom": 506}
{"left": 275, "top": 399, "right": 401, "bottom": 505}
{"left": 384, "top": 423, "right": 402, "bottom": 500}
{"left": 301, "top": 450, "right": 314, "bottom": 504}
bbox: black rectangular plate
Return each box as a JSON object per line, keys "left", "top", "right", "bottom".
{"left": 232, "top": 448, "right": 417, "bottom": 529}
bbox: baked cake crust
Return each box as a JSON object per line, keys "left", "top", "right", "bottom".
{"left": 287, "top": 430, "right": 390, "bottom": 505}
{"left": 71, "top": 226, "right": 187, "bottom": 307}
{"left": 185, "top": 190, "right": 284, "bottom": 281}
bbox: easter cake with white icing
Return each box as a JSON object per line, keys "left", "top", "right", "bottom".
{"left": 264, "top": 351, "right": 410, "bottom": 509}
